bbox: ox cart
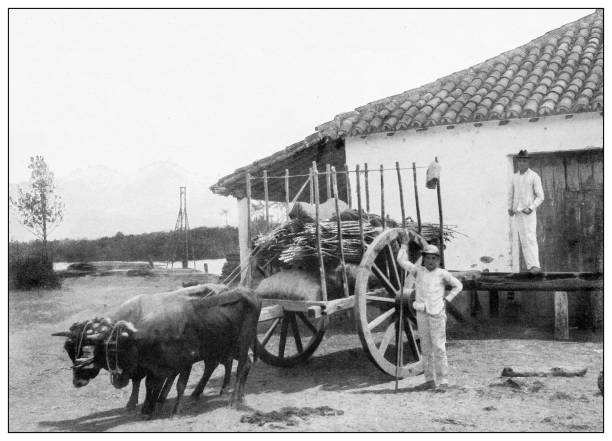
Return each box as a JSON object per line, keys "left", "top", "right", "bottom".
{"left": 222, "top": 159, "right": 446, "bottom": 378}
{"left": 222, "top": 160, "right": 603, "bottom": 378}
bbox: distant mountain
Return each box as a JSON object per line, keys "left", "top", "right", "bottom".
{"left": 9, "top": 162, "right": 237, "bottom": 242}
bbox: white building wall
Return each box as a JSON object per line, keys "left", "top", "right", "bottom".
{"left": 344, "top": 112, "right": 603, "bottom": 271}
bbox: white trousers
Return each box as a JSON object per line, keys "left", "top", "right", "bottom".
{"left": 514, "top": 212, "right": 540, "bottom": 269}
{"left": 416, "top": 310, "right": 448, "bottom": 384}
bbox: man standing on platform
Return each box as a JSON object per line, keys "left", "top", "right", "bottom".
{"left": 508, "top": 149, "right": 545, "bottom": 273}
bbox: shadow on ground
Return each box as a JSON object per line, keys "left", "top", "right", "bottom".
{"left": 38, "top": 395, "right": 241, "bottom": 432}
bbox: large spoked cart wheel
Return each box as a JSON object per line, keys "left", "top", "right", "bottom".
{"left": 355, "top": 228, "right": 427, "bottom": 377}
{"left": 256, "top": 310, "right": 328, "bottom": 367}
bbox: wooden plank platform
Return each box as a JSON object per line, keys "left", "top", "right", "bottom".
{"left": 453, "top": 270, "right": 603, "bottom": 292}
{"left": 450, "top": 270, "right": 603, "bottom": 341}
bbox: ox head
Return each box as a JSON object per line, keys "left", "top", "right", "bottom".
{"left": 52, "top": 318, "right": 139, "bottom": 389}
{"left": 52, "top": 319, "right": 105, "bottom": 387}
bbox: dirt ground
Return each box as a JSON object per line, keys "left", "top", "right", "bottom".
{"left": 9, "top": 275, "right": 603, "bottom": 432}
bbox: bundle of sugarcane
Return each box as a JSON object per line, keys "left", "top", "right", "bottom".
{"left": 253, "top": 215, "right": 461, "bottom": 269}
{"left": 403, "top": 220, "right": 461, "bottom": 244}
{"left": 278, "top": 221, "right": 380, "bottom": 265}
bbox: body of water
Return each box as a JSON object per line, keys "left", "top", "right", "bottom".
{"left": 53, "top": 258, "right": 226, "bottom": 275}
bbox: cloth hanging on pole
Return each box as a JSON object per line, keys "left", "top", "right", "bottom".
{"left": 425, "top": 160, "right": 441, "bottom": 189}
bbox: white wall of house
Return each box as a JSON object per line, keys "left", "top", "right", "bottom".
{"left": 344, "top": 112, "right": 603, "bottom": 271}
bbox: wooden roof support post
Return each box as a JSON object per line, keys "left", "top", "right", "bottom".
{"left": 364, "top": 163, "right": 370, "bottom": 212}
{"left": 326, "top": 163, "right": 332, "bottom": 200}
{"left": 332, "top": 167, "right": 350, "bottom": 298}
{"left": 244, "top": 172, "right": 253, "bottom": 288}
{"left": 356, "top": 164, "right": 365, "bottom": 250}
{"left": 285, "top": 169, "right": 290, "bottom": 220}
{"left": 312, "top": 162, "right": 328, "bottom": 302}
{"left": 263, "top": 169, "right": 270, "bottom": 227}
{"left": 396, "top": 162, "right": 406, "bottom": 229}
{"left": 380, "top": 164, "right": 386, "bottom": 229}
{"left": 412, "top": 162, "right": 422, "bottom": 234}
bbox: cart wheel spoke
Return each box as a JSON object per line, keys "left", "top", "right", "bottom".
{"left": 297, "top": 312, "right": 318, "bottom": 334}
{"left": 372, "top": 263, "right": 399, "bottom": 295}
{"left": 260, "top": 318, "right": 280, "bottom": 347}
{"left": 404, "top": 319, "right": 420, "bottom": 359}
{"left": 278, "top": 317, "right": 289, "bottom": 359}
{"left": 378, "top": 322, "right": 396, "bottom": 356}
{"left": 289, "top": 313, "right": 303, "bottom": 353}
{"left": 367, "top": 307, "right": 395, "bottom": 331}
{"left": 386, "top": 244, "right": 402, "bottom": 290}
{"left": 365, "top": 294, "right": 395, "bottom": 303}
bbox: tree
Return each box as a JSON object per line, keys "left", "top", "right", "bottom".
{"left": 10, "top": 156, "right": 64, "bottom": 263}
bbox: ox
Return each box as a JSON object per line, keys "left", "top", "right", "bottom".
{"left": 55, "top": 285, "right": 260, "bottom": 417}
{"left": 54, "top": 284, "right": 244, "bottom": 410}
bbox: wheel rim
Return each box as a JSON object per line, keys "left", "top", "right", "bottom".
{"left": 355, "top": 228, "right": 423, "bottom": 377}
{"left": 257, "top": 311, "right": 327, "bottom": 367}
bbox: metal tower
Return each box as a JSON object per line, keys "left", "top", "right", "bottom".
{"left": 167, "top": 186, "right": 194, "bottom": 269}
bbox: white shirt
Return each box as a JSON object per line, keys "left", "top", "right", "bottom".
{"left": 508, "top": 168, "right": 544, "bottom": 213}
{"left": 397, "top": 247, "right": 463, "bottom": 315}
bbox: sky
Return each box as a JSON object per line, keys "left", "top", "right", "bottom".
{"left": 8, "top": 8, "right": 595, "bottom": 238}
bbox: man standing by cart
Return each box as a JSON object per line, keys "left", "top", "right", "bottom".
{"left": 508, "top": 150, "right": 545, "bottom": 273}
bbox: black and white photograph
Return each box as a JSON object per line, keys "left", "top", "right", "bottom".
{"left": 7, "top": 6, "right": 604, "bottom": 432}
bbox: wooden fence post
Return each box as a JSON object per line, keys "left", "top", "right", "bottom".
{"left": 554, "top": 291, "right": 569, "bottom": 340}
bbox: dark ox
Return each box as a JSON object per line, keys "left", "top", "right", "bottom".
{"left": 54, "top": 284, "right": 256, "bottom": 414}
{"left": 55, "top": 285, "right": 260, "bottom": 417}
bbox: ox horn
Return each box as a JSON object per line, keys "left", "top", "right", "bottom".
{"left": 123, "top": 322, "right": 138, "bottom": 333}
{"left": 51, "top": 331, "right": 71, "bottom": 337}
{"left": 87, "top": 333, "right": 106, "bottom": 341}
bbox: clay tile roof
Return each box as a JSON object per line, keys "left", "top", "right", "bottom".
{"left": 321, "top": 10, "right": 603, "bottom": 137}
{"left": 212, "top": 10, "right": 604, "bottom": 197}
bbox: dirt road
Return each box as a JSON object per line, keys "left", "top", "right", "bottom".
{"left": 9, "top": 275, "right": 603, "bottom": 432}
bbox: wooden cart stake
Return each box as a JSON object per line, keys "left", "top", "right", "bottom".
{"left": 326, "top": 163, "right": 332, "bottom": 200}
{"left": 364, "top": 163, "right": 370, "bottom": 212}
{"left": 396, "top": 162, "right": 406, "bottom": 229}
{"left": 332, "top": 167, "right": 350, "bottom": 298}
{"left": 345, "top": 164, "right": 352, "bottom": 208}
{"left": 380, "top": 164, "right": 386, "bottom": 229}
{"left": 412, "top": 162, "right": 422, "bottom": 234}
{"left": 312, "top": 161, "right": 328, "bottom": 302}
{"left": 263, "top": 169, "right": 269, "bottom": 226}
{"left": 245, "top": 172, "right": 253, "bottom": 287}
{"left": 355, "top": 165, "right": 365, "bottom": 250}
{"left": 435, "top": 158, "right": 445, "bottom": 267}
{"left": 285, "top": 169, "right": 290, "bottom": 218}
